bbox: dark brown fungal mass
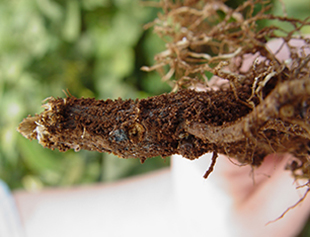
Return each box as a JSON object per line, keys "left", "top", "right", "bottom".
{"left": 17, "top": 0, "right": 310, "bottom": 184}
{"left": 18, "top": 89, "right": 250, "bottom": 161}
{"left": 18, "top": 77, "right": 310, "bottom": 180}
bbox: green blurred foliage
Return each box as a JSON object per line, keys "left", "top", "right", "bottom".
{"left": 0, "top": 0, "right": 170, "bottom": 190}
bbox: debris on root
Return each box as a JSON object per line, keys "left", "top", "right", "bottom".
{"left": 203, "top": 152, "right": 218, "bottom": 179}
{"left": 17, "top": 0, "right": 310, "bottom": 217}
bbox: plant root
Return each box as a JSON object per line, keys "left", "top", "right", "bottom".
{"left": 203, "top": 152, "right": 218, "bottom": 179}
{"left": 17, "top": 1, "right": 310, "bottom": 219}
{"left": 266, "top": 185, "right": 310, "bottom": 225}
{"left": 17, "top": 0, "right": 310, "bottom": 219}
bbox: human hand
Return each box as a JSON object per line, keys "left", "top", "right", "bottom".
{"left": 172, "top": 153, "right": 310, "bottom": 237}
{"left": 171, "top": 37, "right": 310, "bottom": 237}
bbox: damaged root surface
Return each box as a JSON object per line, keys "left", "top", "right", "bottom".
{"left": 17, "top": 0, "right": 310, "bottom": 183}
{"left": 18, "top": 75, "right": 310, "bottom": 179}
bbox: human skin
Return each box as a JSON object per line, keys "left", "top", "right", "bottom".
{"left": 172, "top": 153, "right": 310, "bottom": 237}
{"left": 13, "top": 38, "right": 310, "bottom": 237}
{"left": 173, "top": 37, "right": 310, "bottom": 237}
{"left": 12, "top": 154, "right": 310, "bottom": 237}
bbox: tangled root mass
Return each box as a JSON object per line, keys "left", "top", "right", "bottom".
{"left": 18, "top": 0, "right": 310, "bottom": 182}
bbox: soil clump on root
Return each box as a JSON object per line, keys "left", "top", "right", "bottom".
{"left": 18, "top": 0, "right": 310, "bottom": 208}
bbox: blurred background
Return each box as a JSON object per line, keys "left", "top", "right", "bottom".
{"left": 0, "top": 0, "right": 173, "bottom": 191}
{"left": 0, "top": 0, "right": 309, "bottom": 192}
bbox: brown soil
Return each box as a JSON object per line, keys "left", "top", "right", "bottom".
{"left": 18, "top": 0, "right": 310, "bottom": 183}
